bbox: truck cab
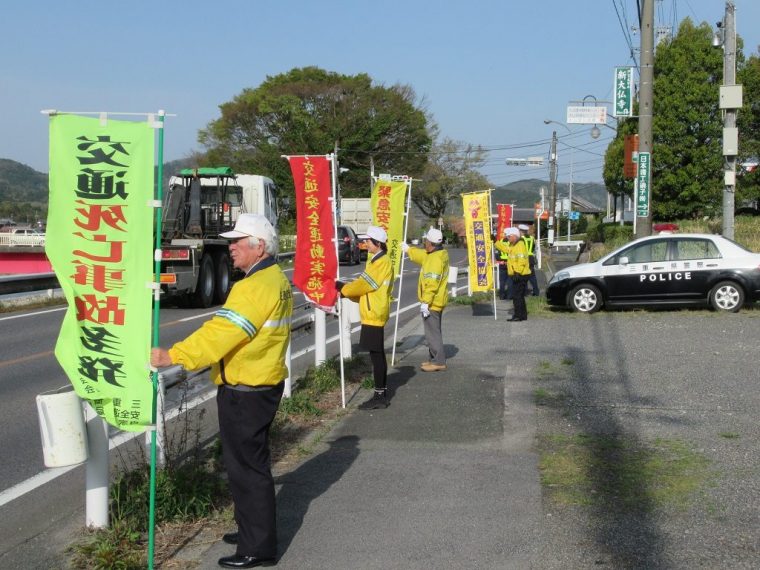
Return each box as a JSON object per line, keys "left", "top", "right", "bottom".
{"left": 160, "top": 167, "right": 278, "bottom": 307}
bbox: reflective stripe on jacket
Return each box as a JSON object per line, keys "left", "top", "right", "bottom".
{"left": 407, "top": 246, "right": 449, "bottom": 311}
{"left": 522, "top": 235, "right": 535, "bottom": 256}
{"left": 168, "top": 258, "right": 293, "bottom": 387}
{"left": 494, "top": 239, "right": 531, "bottom": 276}
{"left": 341, "top": 250, "right": 393, "bottom": 326}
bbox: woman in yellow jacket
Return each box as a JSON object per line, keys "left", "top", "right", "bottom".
{"left": 337, "top": 225, "right": 394, "bottom": 409}
{"left": 402, "top": 227, "right": 450, "bottom": 372}
{"left": 494, "top": 227, "right": 531, "bottom": 321}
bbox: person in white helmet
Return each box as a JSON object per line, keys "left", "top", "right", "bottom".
{"left": 494, "top": 227, "right": 531, "bottom": 321}
{"left": 402, "top": 227, "right": 450, "bottom": 371}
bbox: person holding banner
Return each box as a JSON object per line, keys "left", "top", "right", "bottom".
{"left": 496, "top": 228, "right": 513, "bottom": 301}
{"left": 336, "top": 225, "right": 394, "bottom": 409}
{"left": 402, "top": 227, "right": 450, "bottom": 372}
{"left": 518, "top": 224, "right": 539, "bottom": 296}
{"left": 494, "top": 227, "right": 530, "bottom": 322}
{"left": 151, "top": 214, "right": 291, "bottom": 569}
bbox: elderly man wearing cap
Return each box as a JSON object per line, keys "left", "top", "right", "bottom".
{"left": 336, "top": 225, "right": 394, "bottom": 409}
{"left": 151, "top": 213, "right": 292, "bottom": 569}
{"left": 518, "top": 224, "right": 539, "bottom": 296}
{"left": 494, "top": 227, "right": 531, "bottom": 321}
{"left": 401, "top": 227, "right": 450, "bottom": 372}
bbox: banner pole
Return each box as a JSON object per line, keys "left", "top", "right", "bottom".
{"left": 488, "top": 190, "right": 497, "bottom": 320}
{"left": 147, "top": 110, "right": 165, "bottom": 570}
{"left": 391, "top": 178, "right": 413, "bottom": 367}
{"left": 330, "top": 152, "right": 346, "bottom": 408}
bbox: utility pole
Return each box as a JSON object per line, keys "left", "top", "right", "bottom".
{"left": 636, "top": 0, "right": 655, "bottom": 238}
{"left": 548, "top": 131, "right": 557, "bottom": 245}
{"left": 721, "top": 1, "right": 738, "bottom": 240}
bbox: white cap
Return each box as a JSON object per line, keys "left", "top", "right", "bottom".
{"left": 518, "top": 224, "right": 530, "bottom": 231}
{"left": 504, "top": 227, "right": 520, "bottom": 238}
{"left": 220, "top": 213, "right": 276, "bottom": 242}
{"left": 358, "top": 225, "right": 388, "bottom": 243}
{"left": 424, "top": 227, "right": 443, "bottom": 244}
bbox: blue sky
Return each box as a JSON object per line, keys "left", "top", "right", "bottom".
{"left": 2, "top": 0, "right": 758, "bottom": 187}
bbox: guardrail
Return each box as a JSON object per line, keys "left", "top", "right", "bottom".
{"left": 0, "top": 234, "right": 46, "bottom": 247}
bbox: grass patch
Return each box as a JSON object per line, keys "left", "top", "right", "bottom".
{"left": 537, "top": 433, "right": 714, "bottom": 511}
{"left": 719, "top": 432, "right": 740, "bottom": 439}
{"left": 534, "top": 388, "right": 565, "bottom": 407}
{"left": 449, "top": 291, "right": 492, "bottom": 305}
{"left": 560, "top": 357, "right": 575, "bottom": 366}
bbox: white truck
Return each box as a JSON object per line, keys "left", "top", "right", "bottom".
{"left": 340, "top": 197, "right": 372, "bottom": 234}
{"left": 160, "top": 167, "right": 278, "bottom": 307}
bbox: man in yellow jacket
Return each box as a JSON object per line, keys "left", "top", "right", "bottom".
{"left": 494, "top": 227, "right": 531, "bottom": 322}
{"left": 402, "top": 227, "right": 450, "bottom": 372}
{"left": 151, "top": 214, "right": 291, "bottom": 569}
{"left": 337, "top": 225, "right": 394, "bottom": 409}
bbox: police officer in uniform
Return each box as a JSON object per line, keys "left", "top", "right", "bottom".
{"left": 151, "top": 214, "right": 291, "bottom": 569}
{"left": 518, "top": 224, "right": 539, "bottom": 296}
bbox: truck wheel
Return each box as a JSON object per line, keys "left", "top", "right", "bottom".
{"left": 192, "top": 254, "right": 215, "bottom": 308}
{"left": 213, "top": 252, "right": 231, "bottom": 305}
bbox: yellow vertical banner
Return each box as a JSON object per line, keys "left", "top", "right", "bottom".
{"left": 371, "top": 179, "right": 407, "bottom": 277}
{"left": 462, "top": 191, "right": 493, "bottom": 292}
{"left": 47, "top": 115, "right": 154, "bottom": 431}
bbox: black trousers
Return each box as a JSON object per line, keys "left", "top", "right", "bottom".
{"left": 217, "top": 382, "right": 284, "bottom": 558}
{"left": 511, "top": 275, "right": 528, "bottom": 320}
{"left": 360, "top": 324, "right": 387, "bottom": 391}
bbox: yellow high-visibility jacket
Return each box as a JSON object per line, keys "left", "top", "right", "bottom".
{"left": 168, "top": 257, "right": 293, "bottom": 387}
{"left": 341, "top": 250, "right": 394, "bottom": 327}
{"left": 494, "top": 240, "right": 531, "bottom": 276}
{"left": 407, "top": 246, "right": 449, "bottom": 311}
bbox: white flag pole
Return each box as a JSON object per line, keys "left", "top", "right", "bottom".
{"left": 329, "top": 152, "right": 346, "bottom": 408}
{"left": 488, "top": 189, "right": 497, "bottom": 320}
{"left": 391, "top": 177, "right": 413, "bottom": 367}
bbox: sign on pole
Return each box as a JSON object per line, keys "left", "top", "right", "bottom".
{"left": 567, "top": 106, "right": 607, "bottom": 125}
{"left": 614, "top": 66, "right": 634, "bottom": 117}
{"left": 636, "top": 152, "right": 651, "bottom": 217}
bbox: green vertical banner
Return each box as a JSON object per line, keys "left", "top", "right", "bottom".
{"left": 636, "top": 151, "right": 651, "bottom": 217}
{"left": 47, "top": 115, "right": 155, "bottom": 431}
{"left": 371, "top": 179, "right": 407, "bottom": 277}
{"left": 613, "top": 66, "right": 634, "bottom": 118}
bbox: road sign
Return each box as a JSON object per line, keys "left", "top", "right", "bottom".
{"left": 566, "top": 106, "right": 607, "bottom": 125}
{"left": 636, "top": 152, "right": 651, "bottom": 217}
{"left": 568, "top": 211, "right": 581, "bottom": 221}
{"left": 614, "top": 67, "right": 634, "bottom": 117}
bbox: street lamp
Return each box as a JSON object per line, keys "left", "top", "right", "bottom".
{"left": 544, "top": 119, "right": 574, "bottom": 241}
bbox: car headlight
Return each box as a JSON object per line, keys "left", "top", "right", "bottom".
{"left": 549, "top": 271, "right": 570, "bottom": 285}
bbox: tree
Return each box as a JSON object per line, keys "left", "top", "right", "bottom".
{"left": 650, "top": 19, "right": 727, "bottom": 219}
{"left": 737, "top": 53, "right": 760, "bottom": 205}
{"left": 413, "top": 138, "right": 489, "bottom": 221}
{"left": 198, "top": 67, "right": 432, "bottom": 220}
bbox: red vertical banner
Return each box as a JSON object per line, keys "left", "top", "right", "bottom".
{"left": 288, "top": 156, "right": 338, "bottom": 311}
{"left": 496, "top": 204, "right": 513, "bottom": 239}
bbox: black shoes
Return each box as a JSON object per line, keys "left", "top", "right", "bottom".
{"left": 359, "top": 392, "right": 389, "bottom": 410}
{"left": 508, "top": 317, "right": 526, "bottom": 322}
{"left": 218, "top": 554, "right": 276, "bottom": 568}
{"left": 223, "top": 532, "right": 239, "bottom": 545}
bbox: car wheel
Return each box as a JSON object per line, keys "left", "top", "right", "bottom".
{"left": 709, "top": 280, "right": 744, "bottom": 313}
{"left": 569, "top": 284, "right": 602, "bottom": 313}
{"left": 192, "top": 254, "right": 215, "bottom": 308}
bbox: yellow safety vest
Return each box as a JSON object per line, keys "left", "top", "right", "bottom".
{"left": 341, "top": 250, "right": 394, "bottom": 326}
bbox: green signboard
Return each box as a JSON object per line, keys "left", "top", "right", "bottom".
{"left": 636, "top": 152, "right": 651, "bottom": 217}
{"left": 614, "top": 66, "right": 634, "bottom": 118}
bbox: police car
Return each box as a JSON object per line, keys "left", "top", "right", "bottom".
{"left": 546, "top": 233, "right": 760, "bottom": 313}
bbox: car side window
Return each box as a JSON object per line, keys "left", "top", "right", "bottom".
{"left": 673, "top": 239, "right": 721, "bottom": 260}
{"left": 607, "top": 240, "right": 668, "bottom": 265}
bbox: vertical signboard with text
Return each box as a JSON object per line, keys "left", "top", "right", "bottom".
{"left": 370, "top": 179, "right": 407, "bottom": 278}
{"left": 614, "top": 66, "right": 634, "bottom": 118}
{"left": 47, "top": 115, "right": 154, "bottom": 431}
{"left": 636, "top": 152, "right": 651, "bottom": 217}
{"left": 462, "top": 192, "right": 493, "bottom": 293}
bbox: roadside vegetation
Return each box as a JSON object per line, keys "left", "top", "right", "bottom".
{"left": 68, "top": 356, "right": 371, "bottom": 570}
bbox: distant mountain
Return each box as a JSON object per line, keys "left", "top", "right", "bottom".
{"left": 0, "top": 159, "right": 48, "bottom": 204}
{"left": 491, "top": 178, "right": 608, "bottom": 209}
